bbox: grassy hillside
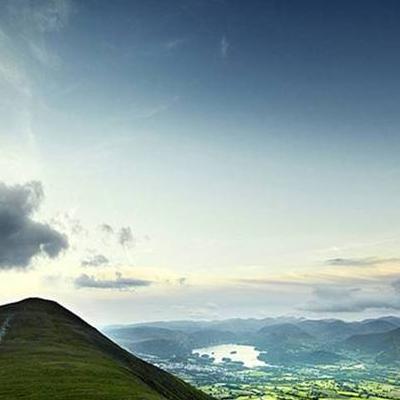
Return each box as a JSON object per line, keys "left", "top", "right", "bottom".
{"left": 0, "top": 298, "right": 214, "bottom": 400}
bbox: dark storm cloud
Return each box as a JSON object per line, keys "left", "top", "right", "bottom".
{"left": 74, "top": 272, "right": 152, "bottom": 290}
{"left": 325, "top": 257, "right": 400, "bottom": 267}
{"left": 81, "top": 254, "right": 109, "bottom": 267}
{"left": 0, "top": 181, "right": 68, "bottom": 269}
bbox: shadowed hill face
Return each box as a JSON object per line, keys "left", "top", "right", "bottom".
{"left": 355, "top": 319, "right": 398, "bottom": 335}
{"left": 0, "top": 298, "right": 213, "bottom": 400}
{"left": 344, "top": 327, "right": 400, "bottom": 364}
{"left": 257, "top": 323, "right": 314, "bottom": 343}
{"left": 297, "top": 319, "right": 356, "bottom": 341}
{"left": 107, "top": 325, "right": 238, "bottom": 358}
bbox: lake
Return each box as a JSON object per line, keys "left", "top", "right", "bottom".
{"left": 193, "top": 344, "right": 266, "bottom": 368}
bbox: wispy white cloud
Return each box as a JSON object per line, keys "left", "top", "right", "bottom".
{"left": 220, "top": 35, "right": 230, "bottom": 58}
{"left": 0, "top": 28, "right": 31, "bottom": 96}
{"left": 109, "top": 95, "right": 181, "bottom": 123}
{"left": 0, "top": 0, "right": 74, "bottom": 181}
{"left": 28, "top": 40, "right": 61, "bottom": 68}
{"left": 325, "top": 256, "right": 400, "bottom": 267}
{"left": 165, "top": 38, "right": 187, "bottom": 51}
{"left": 6, "top": 0, "right": 73, "bottom": 68}
{"left": 7, "top": 0, "right": 73, "bottom": 33}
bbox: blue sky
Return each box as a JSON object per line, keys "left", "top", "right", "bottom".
{"left": 1, "top": 0, "right": 400, "bottom": 324}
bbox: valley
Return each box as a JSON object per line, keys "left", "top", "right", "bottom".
{"left": 144, "top": 352, "right": 400, "bottom": 400}
{"left": 105, "top": 316, "right": 400, "bottom": 400}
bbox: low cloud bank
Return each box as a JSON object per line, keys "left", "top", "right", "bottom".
{"left": 74, "top": 272, "right": 152, "bottom": 290}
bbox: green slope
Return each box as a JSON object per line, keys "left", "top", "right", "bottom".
{"left": 0, "top": 298, "right": 213, "bottom": 400}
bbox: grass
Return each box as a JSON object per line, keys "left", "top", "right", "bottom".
{"left": 0, "top": 298, "right": 213, "bottom": 400}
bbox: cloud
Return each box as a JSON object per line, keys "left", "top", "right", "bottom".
{"left": 5, "top": 0, "right": 74, "bottom": 68}
{"left": 236, "top": 278, "right": 309, "bottom": 287}
{"left": 312, "top": 285, "right": 361, "bottom": 300}
{"left": 302, "top": 284, "right": 400, "bottom": 313}
{"left": 392, "top": 279, "right": 400, "bottom": 293}
{"left": 99, "top": 223, "right": 114, "bottom": 234}
{"left": 7, "top": 0, "right": 73, "bottom": 33}
{"left": 51, "top": 212, "right": 84, "bottom": 236}
{"left": 74, "top": 272, "right": 152, "bottom": 290}
{"left": 325, "top": 257, "right": 400, "bottom": 267}
{"left": 171, "top": 302, "right": 220, "bottom": 319}
{"left": 177, "top": 277, "right": 187, "bottom": 286}
{"left": 0, "top": 29, "right": 31, "bottom": 96}
{"left": 305, "top": 298, "right": 400, "bottom": 313}
{"left": 0, "top": 0, "right": 75, "bottom": 161}
{"left": 118, "top": 226, "right": 135, "bottom": 248}
{"left": 120, "top": 96, "right": 180, "bottom": 121}
{"left": 28, "top": 40, "right": 60, "bottom": 68}
{"left": 165, "top": 38, "right": 187, "bottom": 51}
{"left": 0, "top": 181, "right": 68, "bottom": 269}
{"left": 81, "top": 254, "right": 109, "bottom": 267}
{"left": 220, "top": 35, "right": 230, "bottom": 58}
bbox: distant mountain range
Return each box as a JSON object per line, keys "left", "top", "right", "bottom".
{"left": 0, "top": 298, "right": 213, "bottom": 400}
{"left": 105, "top": 315, "right": 400, "bottom": 366}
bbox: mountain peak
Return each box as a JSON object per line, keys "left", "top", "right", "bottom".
{"left": 9, "top": 297, "right": 61, "bottom": 308}
{"left": 0, "top": 298, "right": 213, "bottom": 400}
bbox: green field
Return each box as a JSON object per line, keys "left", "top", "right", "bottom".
{"left": 140, "top": 349, "right": 400, "bottom": 400}
{"left": 199, "top": 376, "right": 400, "bottom": 400}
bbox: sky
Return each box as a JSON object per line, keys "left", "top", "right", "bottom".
{"left": 1, "top": 0, "right": 400, "bottom": 326}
